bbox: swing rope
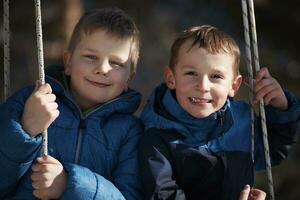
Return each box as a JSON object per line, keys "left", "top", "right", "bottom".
{"left": 34, "top": 0, "right": 48, "bottom": 156}
{"left": 3, "top": 0, "right": 10, "bottom": 101}
{"left": 241, "top": 0, "right": 275, "bottom": 199}
{"left": 3, "top": 0, "right": 48, "bottom": 155}
{"left": 241, "top": 0, "right": 255, "bottom": 163}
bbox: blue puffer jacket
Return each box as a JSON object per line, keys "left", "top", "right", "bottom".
{"left": 0, "top": 65, "right": 143, "bottom": 200}
{"left": 139, "top": 83, "right": 300, "bottom": 200}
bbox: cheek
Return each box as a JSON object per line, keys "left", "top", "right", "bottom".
{"left": 213, "top": 85, "right": 231, "bottom": 100}
{"left": 175, "top": 80, "right": 195, "bottom": 100}
{"left": 73, "top": 62, "right": 91, "bottom": 75}
{"left": 185, "top": 77, "right": 199, "bottom": 89}
{"left": 175, "top": 88, "right": 189, "bottom": 105}
{"left": 176, "top": 77, "right": 194, "bottom": 89}
{"left": 112, "top": 70, "right": 130, "bottom": 86}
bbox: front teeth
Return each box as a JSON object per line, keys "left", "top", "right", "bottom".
{"left": 189, "top": 97, "right": 211, "bottom": 103}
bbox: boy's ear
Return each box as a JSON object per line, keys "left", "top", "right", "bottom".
{"left": 229, "top": 75, "right": 242, "bottom": 97}
{"left": 163, "top": 66, "right": 176, "bottom": 89}
{"left": 124, "top": 72, "right": 136, "bottom": 91}
{"left": 63, "top": 52, "right": 71, "bottom": 75}
{"left": 128, "top": 71, "right": 136, "bottom": 82}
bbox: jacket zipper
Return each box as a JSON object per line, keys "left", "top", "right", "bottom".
{"left": 218, "top": 109, "right": 224, "bottom": 126}
{"left": 72, "top": 97, "right": 125, "bottom": 164}
{"left": 47, "top": 76, "right": 133, "bottom": 164}
{"left": 50, "top": 77, "right": 134, "bottom": 164}
{"left": 74, "top": 119, "right": 85, "bottom": 164}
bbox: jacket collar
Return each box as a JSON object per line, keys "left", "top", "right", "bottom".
{"left": 141, "top": 83, "right": 234, "bottom": 146}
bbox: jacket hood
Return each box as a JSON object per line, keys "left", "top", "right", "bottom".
{"left": 45, "top": 65, "right": 142, "bottom": 121}
{"left": 141, "top": 83, "right": 234, "bottom": 146}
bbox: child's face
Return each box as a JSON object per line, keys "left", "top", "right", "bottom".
{"left": 164, "top": 40, "right": 242, "bottom": 118}
{"left": 64, "top": 29, "right": 133, "bottom": 110}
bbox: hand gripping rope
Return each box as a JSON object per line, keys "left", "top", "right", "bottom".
{"left": 241, "top": 0, "right": 275, "bottom": 199}
{"left": 34, "top": 0, "right": 48, "bottom": 156}
{"left": 3, "top": 0, "right": 48, "bottom": 156}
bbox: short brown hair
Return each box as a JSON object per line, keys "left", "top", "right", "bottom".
{"left": 68, "top": 8, "right": 140, "bottom": 74}
{"left": 169, "top": 25, "right": 240, "bottom": 76}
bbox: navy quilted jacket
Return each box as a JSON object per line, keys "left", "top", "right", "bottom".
{"left": 139, "top": 83, "right": 300, "bottom": 200}
{"left": 0, "top": 66, "right": 143, "bottom": 200}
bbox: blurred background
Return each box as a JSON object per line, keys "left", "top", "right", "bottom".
{"left": 1, "top": 0, "right": 299, "bottom": 199}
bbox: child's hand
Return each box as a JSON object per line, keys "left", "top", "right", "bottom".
{"left": 254, "top": 67, "right": 288, "bottom": 111}
{"left": 239, "top": 184, "right": 266, "bottom": 200}
{"left": 31, "top": 156, "right": 67, "bottom": 199}
{"left": 21, "top": 80, "right": 59, "bottom": 137}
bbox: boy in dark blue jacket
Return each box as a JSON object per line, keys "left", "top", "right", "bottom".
{"left": 139, "top": 25, "right": 300, "bottom": 200}
{"left": 0, "top": 8, "right": 142, "bottom": 200}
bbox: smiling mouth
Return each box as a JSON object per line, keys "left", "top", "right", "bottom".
{"left": 87, "top": 80, "right": 110, "bottom": 88}
{"left": 189, "top": 97, "right": 213, "bottom": 104}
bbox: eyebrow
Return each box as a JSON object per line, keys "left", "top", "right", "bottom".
{"left": 181, "top": 64, "right": 196, "bottom": 69}
{"left": 80, "top": 47, "right": 129, "bottom": 63}
{"left": 81, "top": 48, "right": 97, "bottom": 53}
{"left": 211, "top": 68, "right": 226, "bottom": 74}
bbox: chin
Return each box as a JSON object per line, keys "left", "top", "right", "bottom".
{"left": 191, "top": 112, "right": 211, "bottom": 119}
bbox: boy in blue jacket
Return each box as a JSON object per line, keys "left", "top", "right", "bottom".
{"left": 0, "top": 8, "right": 142, "bottom": 200}
{"left": 139, "top": 25, "right": 300, "bottom": 200}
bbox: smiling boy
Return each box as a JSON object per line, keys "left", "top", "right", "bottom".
{"left": 139, "top": 25, "right": 300, "bottom": 200}
{"left": 63, "top": 29, "right": 134, "bottom": 110}
{"left": 0, "top": 8, "right": 142, "bottom": 200}
{"left": 167, "top": 41, "right": 242, "bottom": 118}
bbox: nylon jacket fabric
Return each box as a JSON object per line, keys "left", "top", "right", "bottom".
{"left": 0, "top": 65, "right": 143, "bottom": 200}
{"left": 139, "top": 83, "right": 300, "bottom": 200}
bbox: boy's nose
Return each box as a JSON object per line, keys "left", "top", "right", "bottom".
{"left": 95, "top": 60, "right": 112, "bottom": 76}
{"left": 196, "top": 77, "right": 210, "bottom": 92}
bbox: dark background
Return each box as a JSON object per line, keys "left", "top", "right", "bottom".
{"left": 1, "top": 1, "right": 300, "bottom": 199}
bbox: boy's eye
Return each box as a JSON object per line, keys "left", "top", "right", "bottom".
{"left": 185, "top": 71, "right": 197, "bottom": 76}
{"left": 211, "top": 74, "right": 224, "bottom": 79}
{"left": 110, "top": 61, "right": 125, "bottom": 68}
{"left": 84, "top": 55, "right": 97, "bottom": 60}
